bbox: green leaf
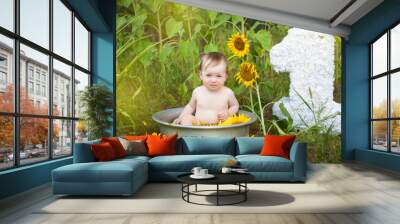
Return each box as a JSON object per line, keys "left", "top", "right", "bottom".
{"left": 142, "top": 0, "right": 165, "bottom": 13}
{"left": 231, "top": 15, "right": 242, "bottom": 25}
{"left": 255, "top": 30, "right": 272, "bottom": 51}
{"left": 165, "top": 18, "right": 183, "bottom": 38}
{"left": 179, "top": 40, "right": 199, "bottom": 59}
{"left": 204, "top": 43, "right": 218, "bottom": 53}
{"left": 178, "top": 83, "right": 188, "bottom": 97}
{"left": 159, "top": 44, "right": 174, "bottom": 62}
{"left": 279, "top": 103, "right": 293, "bottom": 125}
{"left": 211, "top": 14, "right": 230, "bottom": 28}
{"left": 208, "top": 11, "right": 218, "bottom": 23}
{"left": 118, "top": 0, "right": 132, "bottom": 8}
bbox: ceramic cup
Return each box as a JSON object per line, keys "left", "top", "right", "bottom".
{"left": 221, "top": 167, "right": 232, "bottom": 174}
{"left": 200, "top": 169, "right": 208, "bottom": 176}
{"left": 191, "top": 167, "right": 202, "bottom": 176}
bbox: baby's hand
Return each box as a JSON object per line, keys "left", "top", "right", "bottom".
{"left": 217, "top": 110, "right": 229, "bottom": 121}
{"left": 173, "top": 117, "right": 181, "bottom": 124}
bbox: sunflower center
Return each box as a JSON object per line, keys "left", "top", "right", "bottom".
{"left": 240, "top": 66, "right": 255, "bottom": 81}
{"left": 234, "top": 38, "right": 245, "bottom": 50}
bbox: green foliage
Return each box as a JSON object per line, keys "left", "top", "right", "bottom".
{"left": 116, "top": 0, "right": 342, "bottom": 163}
{"left": 294, "top": 89, "right": 341, "bottom": 163}
{"left": 79, "top": 84, "right": 113, "bottom": 140}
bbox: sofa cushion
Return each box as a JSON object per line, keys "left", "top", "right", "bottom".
{"left": 101, "top": 137, "right": 127, "bottom": 158}
{"left": 147, "top": 134, "right": 177, "bottom": 157}
{"left": 73, "top": 139, "right": 101, "bottom": 163}
{"left": 149, "top": 154, "right": 235, "bottom": 172}
{"left": 260, "top": 135, "right": 296, "bottom": 159}
{"left": 52, "top": 159, "right": 147, "bottom": 183}
{"left": 91, "top": 142, "right": 118, "bottom": 161}
{"left": 178, "top": 137, "right": 235, "bottom": 155}
{"left": 236, "top": 155, "right": 293, "bottom": 172}
{"left": 236, "top": 137, "right": 264, "bottom": 155}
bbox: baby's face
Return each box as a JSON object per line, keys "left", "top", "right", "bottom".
{"left": 200, "top": 62, "right": 227, "bottom": 91}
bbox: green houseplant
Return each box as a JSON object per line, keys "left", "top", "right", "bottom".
{"left": 79, "top": 84, "right": 113, "bottom": 140}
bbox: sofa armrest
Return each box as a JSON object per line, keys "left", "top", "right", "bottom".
{"left": 73, "top": 140, "right": 100, "bottom": 163}
{"left": 289, "top": 142, "right": 307, "bottom": 181}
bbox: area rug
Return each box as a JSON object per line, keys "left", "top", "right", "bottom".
{"left": 37, "top": 183, "right": 362, "bottom": 214}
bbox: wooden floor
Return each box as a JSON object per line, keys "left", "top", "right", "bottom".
{"left": 1, "top": 162, "right": 400, "bottom": 224}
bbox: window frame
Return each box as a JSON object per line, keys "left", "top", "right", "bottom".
{"left": 0, "top": 0, "right": 92, "bottom": 171}
{"left": 370, "top": 21, "right": 400, "bottom": 154}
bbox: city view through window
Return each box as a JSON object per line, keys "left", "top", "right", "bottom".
{"left": 371, "top": 23, "right": 400, "bottom": 153}
{"left": 0, "top": 0, "right": 90, "bottom": 170}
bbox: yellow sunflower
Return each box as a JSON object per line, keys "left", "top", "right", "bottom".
{"left": 227, "top": 33, "right": 250, "bottom": 57}
{"left": 219, "top": 114, "right": 251, "bottom": 126}
{"left": 235, "top": 61, "right": 259, "bottom": 87}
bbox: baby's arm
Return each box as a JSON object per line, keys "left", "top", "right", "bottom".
{"left": 173, "top": 88, "right": 198, "bottom": 124}
{"left": 217, "top": 89, "right": 239, "bottom": 121}
{"left": 227, "top": 89, "right": 239, "bottom": 116}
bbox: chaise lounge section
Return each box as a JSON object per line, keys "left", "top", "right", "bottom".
{"left": 52, "top": 136, "right": 307, "bottom": 196}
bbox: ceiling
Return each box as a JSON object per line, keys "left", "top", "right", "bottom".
{"left": 169, "top": 0, "right": 384, "bottom": 37}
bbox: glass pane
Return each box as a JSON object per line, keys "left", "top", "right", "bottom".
{"left": 20, "top": 0, "right": 49, "bottom": 49}
{"left": 53, "top": 59, "right": 72, "bottom": 117}
{"left": 391, "top": 120, "right": 400, "bottom": 153}
{"left": 372, "top": 33, "right": 387, "bottom": 76}
{"left": 74, "top": 18, "right": 89, "bottom": 70}
{"left": 75, "top": 120, "right": 88, "bottom": 143}
{"left": 0, "top": 116, "right": 13, "bottom": 170}
{"left": 391, "top": 72, "right": 400, "bottom": 118}
{"left": 392, "top": 24, "right": 400, "bottom": 70}
{"left": 20, "top": 44, "right": 49, "bottom": 115}
{"left": 20, "top": 117, "right": 49, "bottom": 165}
{"left": 372, "top": 77, "right": 387, "bottom": 119}
{"left": 53, "top": 119, "right": 72, "bottom": 158}
{"left": 74, "top": 69, "right": 89, "bottom": 117}
{"left": 0, "top": 0, "right": 14, "bottom": 31}
{"left": 372, "top": 121, "right": 388, "bottom": 151}
{"left": 53, "top": 0, "right": 72, "bottom": 60}
{"left": 0, "top": 35, "right": 14, "bottom": 112}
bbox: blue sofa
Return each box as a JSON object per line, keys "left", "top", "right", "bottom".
{"left": 52, "top": 137, "right": 307, "bottom": 196}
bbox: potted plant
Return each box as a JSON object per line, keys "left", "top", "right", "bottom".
{"left": 79, "top": 84, "right": 113, "bottom": 140}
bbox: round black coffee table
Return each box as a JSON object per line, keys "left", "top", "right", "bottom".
{"left": 177, "top": 173, "right": 255, "bottom": 206}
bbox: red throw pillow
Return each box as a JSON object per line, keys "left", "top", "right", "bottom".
{"left": 260, "top": 135, "right": 296, "bottom": 159}
{"left": 146, "top": 134, "right": 177, "bottom": 157}
{"left": 124, "top": 135, "right": 148, "bottom": 141}
{"left": 101, "top": 137, "right": 126, "bottom": 158}
{"left": 91, "top": 142, "right": 117, "bottom": 161}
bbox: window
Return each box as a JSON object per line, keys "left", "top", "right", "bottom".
{"left": 0, "top": 71, "right": 6, "bottom": 85}
{"left": 0, "top": 0, "right": 91, "bottom": 170}
{"left": 0, "top": 34, "right": 13, "bottom": 113}
{"left": 0, "top": 0, "right": 14, "bottom": 32}
{"left": 36, "top": 83, "right": 40, "bottom": 95}
{"left": 371, "top": 23, "right": 400, "bottom": 154}
{"left": 28, "top": 81, "right": 34, "bottom": 94}
{"left": 42, "top": 85, "right": 46, "bottom": 97}
{"left": 0, "top": 54, "right": 8, "bottom": 86}
{"left": 28, "top": 67, "right": 34, "bottom": 80}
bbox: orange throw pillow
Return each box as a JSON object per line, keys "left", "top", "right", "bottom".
{"left": 260, "top": 135, "right": 296, "bottom": 159}
{"left": 91, "top": 142, "right": 117, "bottom": 161}
{"left": 146, "top": 134, "right": 177, "bottom": 157}
{"left": 124, "top": 135, "right": 148, "bottom": 141}
{"left": 101, "top": 137, "right": 127, "bottom": 158}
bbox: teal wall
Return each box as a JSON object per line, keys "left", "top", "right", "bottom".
{"left": 344, "top": 0, "right": 400, "bottom": 171}
{"left": 0, "top": 0, "right": 115, "bottom": 200}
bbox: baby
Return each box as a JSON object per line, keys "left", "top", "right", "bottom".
{"left": 173, "top": 52, "right": 239, "bottom": 125}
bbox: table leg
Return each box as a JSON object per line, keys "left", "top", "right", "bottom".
{"left": 195, "top": 184, "right": 197, "bottom": 192}
{"left": 245, "top": 183, "right": 247, "bottom": 201}
{"left": 217, "top": 184, "right": 219, "bottom": 206}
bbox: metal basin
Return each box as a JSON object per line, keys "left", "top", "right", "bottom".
{"left": 152, "top": 107, "right": 257, "bottom": 137}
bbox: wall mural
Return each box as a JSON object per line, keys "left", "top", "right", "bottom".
{"left": 116, "top": 0, "right": 342, "bottom": 162}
